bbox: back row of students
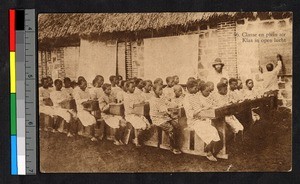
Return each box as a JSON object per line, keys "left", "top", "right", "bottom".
{"left": 39, "top": 74, "right": 264, "bottom": 161}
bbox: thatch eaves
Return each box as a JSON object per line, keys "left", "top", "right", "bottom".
{"left": 38, "top": 12, "right": 292, "bottom": 47}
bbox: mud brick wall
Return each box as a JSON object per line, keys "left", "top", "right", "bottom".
{"left": 217, "top": 21, "right": 238, "bottom": 78}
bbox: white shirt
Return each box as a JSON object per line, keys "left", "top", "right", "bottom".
{"left": 263, "top": 60, "right": 282, "bottom": 91}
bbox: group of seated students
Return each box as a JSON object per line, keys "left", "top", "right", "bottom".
{"left": 39, "top": 74, "right": 266, "bottom": 161}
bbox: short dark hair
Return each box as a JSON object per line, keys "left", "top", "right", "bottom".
{"left": 77, "top": 78, "right": 87, "bottom": 86}
{"left": 166, "top": 76, "right": 174, "bottom": 83}
{"left": 229, "top": 78, "right": 238, "bottom": 84}
{"left": 102, "top": 83, "right": 111, "bottom": 91}
{"left": 217, "top": 82, "right": 227, "bottom": 90}
{"left": 245, "top": 79, "right": 253, "bottom": 85}
{"left": 186, "top": 80, "right": 198, "bottom": 90}
{"left": 64, "top": 77, "right": 71, "bottom": 83}
{"left": 54, "top": 79, "right": 62, "bottom": 86}
{"left": 266, "top": 63, "right": 274, "bottom": 71}
{"left": 109, "top": 75, "right": 116, "bottom": 82}
{"left": 41, "top": 77, "right": 48, "bottom": 85}
{"left": 154, "top": 78, "right": 163, "bottom": 85}
{"left": 135, "top": 78, "right": 143, "bottom": 86}
{"left": 143, "top": 80, "right": 152, "bottom": 86}
{"left": 125, "top": 81, "right": 135, "bottom": 88}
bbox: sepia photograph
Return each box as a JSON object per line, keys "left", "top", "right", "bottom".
{"left": 38, "top": 12, "right": 292, "bottom": 172}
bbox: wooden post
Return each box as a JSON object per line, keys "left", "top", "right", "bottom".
{"left": 116, "top": 40, "right": 119, "bottom": 76}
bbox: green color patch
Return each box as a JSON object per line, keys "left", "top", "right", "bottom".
{"left": 10, "top": 93, "right": 16, "bottom": 135}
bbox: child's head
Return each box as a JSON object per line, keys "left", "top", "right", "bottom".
{"left": 102, "top": 83, "right": 112, "bottom": 95}
{"left": 71, "top": 80, "right": 77, "bottom": 89}
{"left": 77, "top": 76, "right": 85, "bottom": 82}
{"left": 200, "top": 82, "right": 213, "bottom": 97}
{"left": 217, "top": 82, "right": 228, "bottom": 95}
{"left": 153, "top": 84, "right": 163, "bottom": 97}
{"left": 266, "top": 63, "right": 274, "bottom": 72}
{"left": 186, "top": 80, "right": 198, "bottom": 94}
{"left": 77, "top": 76, "right": 86, "bottom": 86}
{"left": 229, "top": 78, "right": 238, "bottom": 91}
{"left": 196, "top": 79, "right": 205, "bottom": 92}
{"left": 78, "top": 79, "right": 87, "bottom": 91}
{"left": 206, "top": 81, "right": 214, "bottom": 92}
{"left": 237, "top": 79, "right": 243, "bottom": 90}
{"left": 154, "top": 78, "right": 163, "bottom": 86}
{"left": 187, "top": 77, "right": 196, "bottom": 83}
{"left": 95, "top": 75, "right": 104, "bottom": 87}
{"left": 173, "top": 75, "right": 179, "bottom": 85}
{"left": 135, "top": 78, "right": 144, "bottom": 89}
{"left": 246, "top": 79, "right": 254, "bottom": 90}
{"left": 126, "top": 81, "right": 136, "bottom": 94}
{"left": 173, "top": 85, "right": 183, "bottom": 98}
{"left": 220, "top": 77, "right": 228, "bottom": 85}
{"left": 41, "top": 77, "right": 48, "bottom": 88}
{"left": 143, "top": 80, "right": 153, "bottom": 93}
{"left": 63, "top": 77, "right": 71, "bottom": 88}
{"left": 166, "top": 76, "right": 175, "bottom": 88}
{"left": 46, "top": 76, "right": 53, "bottom": 87}
{"left": 109, "top": 75, "right": 117, "bottom": 86}
{"left": 54, "top": 79, "right": 63, "bottom": 91}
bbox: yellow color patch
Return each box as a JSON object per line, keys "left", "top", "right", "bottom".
{"left": 10, "top": 52, "right": 16, "bottom": 93}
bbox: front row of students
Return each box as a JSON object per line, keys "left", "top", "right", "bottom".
{"left": 39, "top": 75, "right": 263, "bottom": 161}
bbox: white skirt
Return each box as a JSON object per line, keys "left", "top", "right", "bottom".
{"left": 125, "top": 114, "right": 149, "bottom": 130}
{"left": 40, "top": 106, "right": 54, "bottom": 117}
{"left": 77, "top": 109, "right": 96, "bottom": 126}
{"left": 188, "top": 119, "right": 220, "bottom": 145}
{"left": 52, "top": 107, "right": 72, "bottom": 123}
{"left": 102, "top": 113, "right": 122, "bottom": 129}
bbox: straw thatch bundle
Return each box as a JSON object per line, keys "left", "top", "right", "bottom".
{"left": 38, "top": 12, "right": 292, "bottom": 46}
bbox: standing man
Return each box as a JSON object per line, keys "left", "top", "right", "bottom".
{"left": 262, "top": 54, "right": 283, "bottom": 92}
{"left": 207, "top": 58, "right": 229, "bottom": 85}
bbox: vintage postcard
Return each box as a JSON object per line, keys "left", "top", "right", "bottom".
{"left": 38, "top": 12, "right": 292, "bottom": 172}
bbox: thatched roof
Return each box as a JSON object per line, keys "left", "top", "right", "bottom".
{"left": 38, "top": 12, "right": 292, "bottom": 46}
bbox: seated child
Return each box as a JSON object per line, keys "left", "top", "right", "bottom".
{"left": 73, "top": 78, "right": 97, "bottom": 141}
{"left": 243, "top": 79, "right": 261, "bottom": 99}
{"left": 212, "top": 82, "right": 244, "bottom": 137}
{"left": 163, "top": 76, "right": 175, "bottom": 100}
{"left": 71, "top": 80, "right": 77, "bottom": 89}
{"left": 109, "top": 75, "right": 122, "bottom": 101}
{"left": 46, "top": 76, "right": 54, "bottom": 91}
{"left": 170, "top": 85, "right": 184, "bottom": 107}
{"left": 116, "top": 80, "right": 127, "bottom": 103}
{"left": 149, "top": 84, "right": 182, "bottom": 154}
{"left": 50, "top": 79, "right": 76, "bottom": 136}
{"left": 39, "top": 77, "right": 54, "bottom": 131}
{"left": 99, "top": 83, "right": 127, "bottom": 145}
{"left": 237, "top": 79, "right": 243, "bottom": 91}
{"left": 243, "top": 79, "right": 261, "bottom": 122}
{"left": 62, "top": 77, "right": 74, "bottom": 98}
{"left": 183, "top": 80, "right": 222, "bottom": 161}
{"left": 134, "top": 78, "right": 144, "bottom": 94}
{"left": 228, "top": 78, "right": 243, "bottom": 103}
{"left": 220, "top": 77, "right": 228, "bottom": 86}
{"left": 89, "top": 75, "right": 104, "bottom": 100}
{"left": 123, "top": 81, "right": 150, "bottom": 146}
{"left": 173, "top": 75, "right": 180, "bottom": 85}
{"left": 141, "top": 80, "right": 154, "bottom": 102}
{"left": 153, "top": 78, "right": 163, "bottom": 86}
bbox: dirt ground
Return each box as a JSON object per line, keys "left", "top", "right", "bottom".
{"left": 40, "top": 107, "right": 291, "bottom": 172}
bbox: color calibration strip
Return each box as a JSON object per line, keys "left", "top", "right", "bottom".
{"left": 10, "top": 9, "right": 36, "bottom": 175}
{"left": 10, "top": 9, "right": 18, "bottom": 175}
